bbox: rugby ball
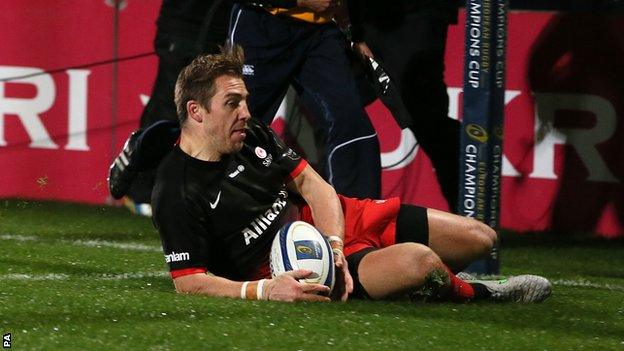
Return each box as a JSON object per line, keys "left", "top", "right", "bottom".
{"left": 270, "top": 221, "right": 335, "bottom": 292}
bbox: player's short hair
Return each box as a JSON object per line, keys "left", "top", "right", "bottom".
{"left": 174, "top": 44, "right": 245, "bottom": 124}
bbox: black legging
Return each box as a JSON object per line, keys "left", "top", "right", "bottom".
{"left": 362, "top": 13, "right": 460, "bottom": 212}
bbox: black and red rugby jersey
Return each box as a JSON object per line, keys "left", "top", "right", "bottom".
{"left": 151, "top": 119, "right": 306, "bottom": 280}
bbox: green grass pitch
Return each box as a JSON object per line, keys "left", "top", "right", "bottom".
{"left": 1, "top": 200, "right": 623, "bottom": 350}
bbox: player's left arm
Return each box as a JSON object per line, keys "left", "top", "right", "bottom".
{"left": 288, "top": 165, "right": 343, "bottom": 240}
{"left": 259, "top": 119, "right": 353, "bottom": 300}
{"left": 287, "top": 164, "right": 353, "bottom": 301}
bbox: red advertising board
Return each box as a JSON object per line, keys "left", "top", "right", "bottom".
{"left": 0, "top": 2, "right": 622, "bottom": 237}
{"left": 373, "top": 11, "right": 624, "bottom": 237}
{"left": 0, "top": 1, "right": 159, "bottom": 204}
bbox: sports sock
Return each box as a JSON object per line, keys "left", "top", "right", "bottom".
{"left": 443, "top": 266, "right": 493, "bottom": 301}
{"left": 443, "top": 266, "right": 475, "bottom": 302}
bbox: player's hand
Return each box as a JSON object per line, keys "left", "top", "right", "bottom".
{"left": 353, "top": 42, "right": 374, "bottom": 60}
{"left": 296, "top": 0, "right": 337, "bottom": 13}
{"left": 331, "top": 249, "right": 353, "bottom": 302}
{"left": 264, "top": 269, "right": 331, "bottom": 302}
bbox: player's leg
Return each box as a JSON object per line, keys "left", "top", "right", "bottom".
{"left": 350, "top": 243, "right": 449, "bottom": 299}
{"left": 328, "top": 197, "right": 550, "bottom": 302}
{"left": 392, "top": 206, "right": 551, "bottom": 302}
{"left": 397, "top": 205, "right": 496, "bottom": 271}
{"left": 426, "top": 208, "right": 497, "bottom": 270}
{"left": 334, "top": 197, "right": 493, "bottom": 271}
{"left": 332, "top": 197, "right": 470, "bottom": 300}
{"left": 351, "top": 245, "right": 551, "bottom": 303}
{"left": 229, "top": 5, "right": 302, "bottom": 124}
{"left": 295, "top": 25, "right": 381, "bottom": 199}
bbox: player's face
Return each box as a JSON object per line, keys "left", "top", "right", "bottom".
{"left": 204, "top": 75, "right": 251, "bottom": 155}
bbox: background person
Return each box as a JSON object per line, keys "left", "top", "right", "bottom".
{"left": 228, "top": 0, "right": 382, "bottom": 200}
{"left": 113, "top": 0, "right": 233, "bottom": 212}
{"left": 349, "top": 0, "right": 462, "bottom": 212}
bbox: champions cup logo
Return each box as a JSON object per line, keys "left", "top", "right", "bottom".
{"left": 294, "top": 240, "right": 322, "bottom": 260}
{"left": 296, "top": 245, "right": 313, "bottom": 255}
{"left": 466, "top": 124, "right": 488, "bottom": 143}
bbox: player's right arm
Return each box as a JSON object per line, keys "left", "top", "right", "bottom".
{"left": 173, "top": 270, "right": 330, "bottom": 302}
{"left": 152, "top": 187, "right": 329, "bottom": 302}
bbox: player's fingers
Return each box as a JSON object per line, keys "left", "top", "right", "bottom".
{"left": 339, "top": 262, "right": 353, "bottom": 301}
{"left": 346, "top": 273, "right": 354, "bottom": 294}
{"left": 334, "top": 250, "right": 346, "bottom": 267}
{"left": 286, "top": 269, "right": 313, "bottom": 279}
{"left": 341, "top": 275, "right": 353, "bottom": 301}
{"left": 339, "top": 275, "right": 349, "bottom": 301}
{"left": 302, "top": 283, "right": 331, "bottom": 294}
{"left": 300, "top": 293, "right": 331, "bottom": 302}
{"left": 341, "top": 253, "right": 348, "bottom": 267}
{"left": 342, "top": 264, "right": 354, "bottom": 293}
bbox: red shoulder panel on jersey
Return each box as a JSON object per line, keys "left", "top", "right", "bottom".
{"left": 285, "top": 159, "right": 308, "bottom": 183}
{"left": 170, "top": 267, "right": 207, "bottom": 279}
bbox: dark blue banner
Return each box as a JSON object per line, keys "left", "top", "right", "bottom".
{"left": 459, "top": 0, "right": 508, "bottom": 274}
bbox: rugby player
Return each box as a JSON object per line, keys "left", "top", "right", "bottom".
{"left": 109, "top": 47, "right": 552, "bottom": 303}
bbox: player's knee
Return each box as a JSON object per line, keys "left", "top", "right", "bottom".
{"left": 394, "top": 243, "right": 443, "bottom": 281}
{"left": 467, "top": 220, "right": 496, "bottom": 255}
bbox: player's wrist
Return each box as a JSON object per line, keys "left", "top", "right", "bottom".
{"left": 332, "top": 248, "right": 344, "bottom": 256}
{"left": 326, "top": 235, "right": 344, "bottom": 253}
{"left": 263, "top": 278, "right": 276, "bottom": 301}
{"left": 240, "top": 279, "right": 269, "bottom": 300}
{"left": 326, "top": 235, "right": 343, "bottom": 243}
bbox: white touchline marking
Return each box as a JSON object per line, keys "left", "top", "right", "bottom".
{"left": 70, "top": 239, "right": 161, "bottom": 252}
{"left": 97, "top": 271, "right": 168, "bottom": 280}
{"left": 1, "top": 273, "right": 70, "bottom": 281}
{"left": 552, "top": 279, "right": 624, "bottom": 292}
{"left": 0, "top": 234, "right": 37, "bottom": 241}
{"left": 0, "top": 233, "right": 162, "bottom": 252}
{"left": 0, "top": 271, "right": 168, "bottom": 281}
